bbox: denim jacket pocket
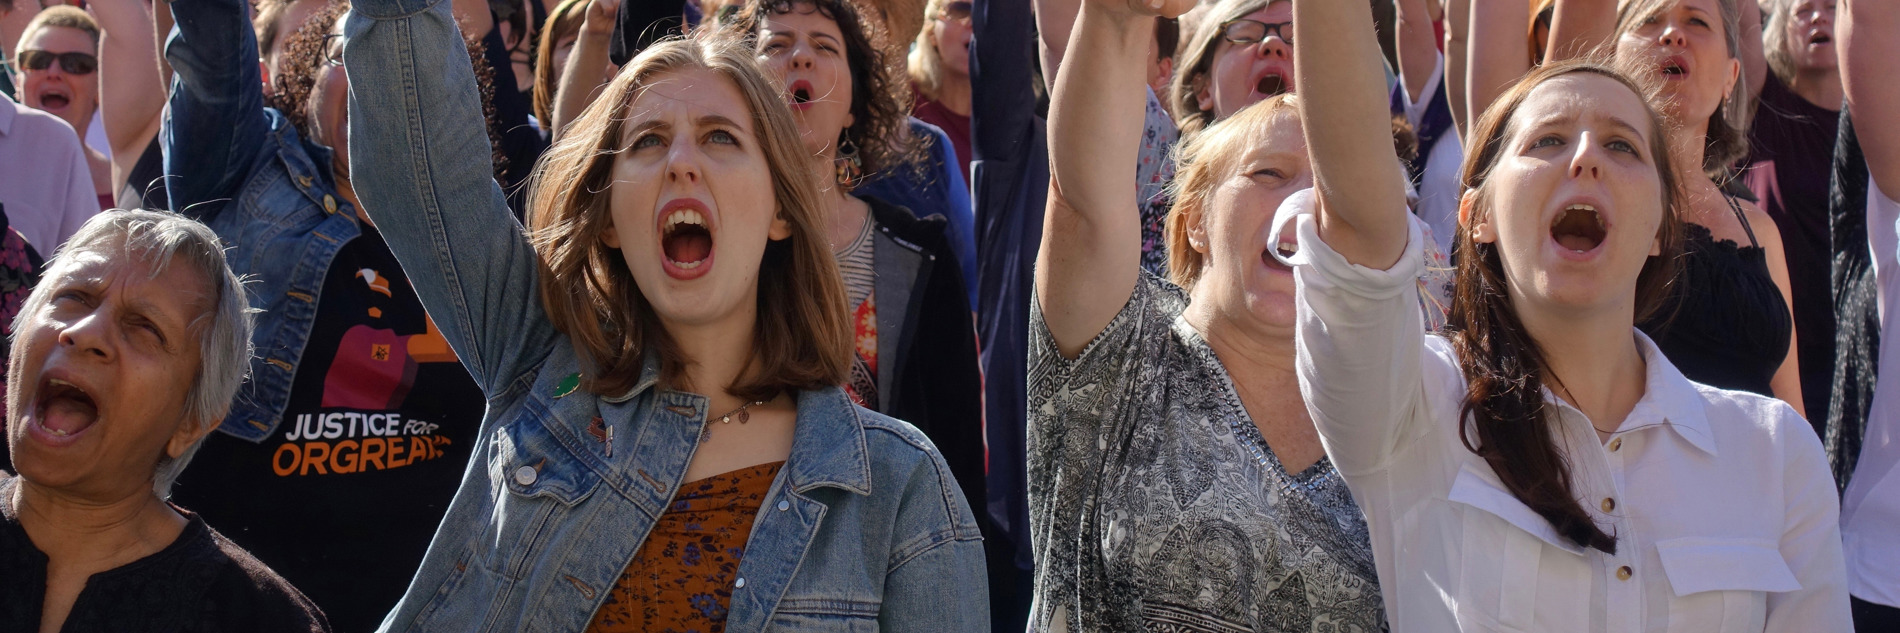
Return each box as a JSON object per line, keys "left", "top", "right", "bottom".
{"left": 770, "top": 598, "right": 882, "bottom": 632}
{"left": 1656, "top": 537, "right": 1797, "bottom": 633}
{"left": 480, "top": 411, "right": 601, "bottom": 579}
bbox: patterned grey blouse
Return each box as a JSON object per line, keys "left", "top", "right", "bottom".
{"left": 1027, "top": 273, "right": 1386, "bottom": 633}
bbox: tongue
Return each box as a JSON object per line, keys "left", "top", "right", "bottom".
{"left": 42, "top": 396, "right": 97, "bottom": 434}
{"left": 1555, "top": 233, "right": 1598, "bottom": 252}
{"left": 1257, "top": 75, "right": 1286, "bottom": 96}
{"left": 664, "top": 230, "right": 712, "bottom": 264}
{"left": 42, "top": 94, "right": 69, "bottom": 109}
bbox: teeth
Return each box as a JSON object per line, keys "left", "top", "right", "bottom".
{"left": 671, "top": 259, "right": 702, "bottom": 269}
{"left": 49, "top": 378, "right": 75, "bottom": 389}
{"left": 664, "top": 209, "right": 706, "bottom": 231}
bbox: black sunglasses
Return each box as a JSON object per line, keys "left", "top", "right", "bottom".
{"left": 1219, "top": 18, "right": 1292, "bottom": 46}
{"left": 15, "top": 50, "right": 97, "bottom": 75}
{"left": 939, "top": 1, "right": 972, "bottom": 24}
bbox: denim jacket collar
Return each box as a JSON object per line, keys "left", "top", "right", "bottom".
{"left": 598, "top": 351, "right": 873, "bottom": 496}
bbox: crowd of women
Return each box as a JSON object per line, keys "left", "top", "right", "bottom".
{"left": 0, "top": 0, "right": 1893, "bottom": 629}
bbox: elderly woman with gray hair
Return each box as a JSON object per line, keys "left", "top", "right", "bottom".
{"left": 0, "top": 209, "right": 329, "bottom": 632}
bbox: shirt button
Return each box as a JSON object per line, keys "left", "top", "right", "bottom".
{"left": 514, "top": 465, "right": 537, "bottom": 486}
{"left": 734, "top": 577, "right": 746, "bottom": 589}
{"left": 1617, "top": 566, "right": 1632, "bottom": 581}
{"left": 1609, "top": 437, "right": 1623, "bottom": 452}
{"left": 777, "top": 500, "right": 790, "bottom": 512}
{"left": 1601, "top": 497, "right": 1616, "bottom": 513}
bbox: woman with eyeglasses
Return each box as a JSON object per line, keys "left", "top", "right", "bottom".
{"left": 13, "top": 6, "right": 111, "bottom": 217}
{"left": 908, "top": 0, "right": 972, "bottom": 178}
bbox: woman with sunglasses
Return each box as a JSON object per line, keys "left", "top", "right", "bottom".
{"left": 908, "top": 0, "right": 972, "bottom": 179}
{"left": 13, "top": 6, "right": 110, "bottom": 217}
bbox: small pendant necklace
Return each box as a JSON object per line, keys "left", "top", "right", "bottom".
{"left": 711, "top": 399, "right": 769, "bottom": 425}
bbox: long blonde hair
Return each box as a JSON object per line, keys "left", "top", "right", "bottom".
{"left": 526, "top": 33, "right": 851, "bottom": 399}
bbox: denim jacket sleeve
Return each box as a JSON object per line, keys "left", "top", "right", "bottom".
{"left": 162, "top": 0, "right": 272, "bottom": 217}
{"left": 341, "top": 0, "right": 559, "bottom": 396}
{"left": 879, "top": 451, "right": 990, "bottom": 632}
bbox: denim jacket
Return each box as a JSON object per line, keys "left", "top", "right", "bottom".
{"left": 162, "top": 0, "right": 364, "bottom": 441}
{"left": 339, "top": 0, "right": 990, "bottom": 629}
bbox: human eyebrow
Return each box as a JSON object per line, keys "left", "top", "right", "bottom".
{"left": 697, "top": 114, "right": 749, "bottom": 135}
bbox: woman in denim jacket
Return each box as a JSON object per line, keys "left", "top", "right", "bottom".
{"left": 340, "top": 2, "right": 990, "bottom": 629}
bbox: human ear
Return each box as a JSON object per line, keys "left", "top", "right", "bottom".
{"left": 1185, "top": 205, "right": 1211, "bottom": 253}
{"left": 768, "top": 206, "right": 793, "bottom": 240}
{"left": 165, "top": 417, "right": 216, "bottom": 460}
{"left": 1459, "top": 190, "right": 1498, "bottom": 243}
{"left": 600, "top": 220, "right": 622, "bottom": 249}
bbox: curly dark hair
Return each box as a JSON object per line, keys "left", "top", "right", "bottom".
{"left": 268, "top": 0, "right": 507, "bottom": 178}
{"left": 728, "top": 0, "right": 918, "bottom": 178}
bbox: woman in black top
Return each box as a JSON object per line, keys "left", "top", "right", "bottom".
{"left": 1, "top": 209, "right": 326, "bottom": 632}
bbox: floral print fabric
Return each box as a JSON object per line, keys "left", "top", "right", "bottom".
{"left": 585, "top": 461, "right": 786, "bottom": 633}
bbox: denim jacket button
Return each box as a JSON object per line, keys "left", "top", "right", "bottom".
{"left": 776, "top": 500, "right": 789, "bottom": 512}
{"left": 514, "top": 465, "right": 537, "bottom": 486}
{"left": 323, "top": 195, "right": 339, "bottom": 215}
{"left": 734, "top": 577, "right": 745, "bottom": 589}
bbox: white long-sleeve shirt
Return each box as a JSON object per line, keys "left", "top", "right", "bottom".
{"left": 1276, "top": 189, "right": 1852, "bottom": 632}
{"left": 1845, "top": 178, "right": 1900, "bottom": 608}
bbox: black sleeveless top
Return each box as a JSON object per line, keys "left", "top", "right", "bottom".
{"left": 1639, "top": 196, "right": 1792, "bottom": 397}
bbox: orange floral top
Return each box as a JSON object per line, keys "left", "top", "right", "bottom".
{"left": 585, "top": 461, "right": 786, "bottom": 633}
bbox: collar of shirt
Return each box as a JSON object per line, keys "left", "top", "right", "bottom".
{"left": 1539, "top": 331, "right": 1717, "bottom": 456}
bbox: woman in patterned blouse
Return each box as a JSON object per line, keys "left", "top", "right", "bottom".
{"left": 1028, "top": 0, "right": 1392, "bottom": 630}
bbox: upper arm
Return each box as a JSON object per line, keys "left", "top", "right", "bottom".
{"left": 1033, "top": 0, "right": 1083, "bottom": 83}
{"left": 162, "top": 0, "right": 271, "bottom": 215}
{"left": 343, "top": 0, "right": 560, "bottom": 393}
{"left": 1396, "top": 0, "right": 1442, "bottom": 104}
{"left": 1544, "top": 0, "right": 1620, "bottom": 63}
{"left": 1740, "top": 0, "right": 1768, "bottom": 102}
{"left": 1841, "top": 0, "right": 1900, "bottom": 196}
{"left": 1763, "top": 418, "right": 1851, "bottom": 631}
{"left": 1444, "top": 0, "right": 1471, "bottom": 139}
{"left": 1298, "top": 0, "right": 1412, "bottom": 268}
{"left": 95, "top": 0, "right": 168, "bottom": 162}
{"left": 1464, "top": 0, "right": 1532, "bottom": 134}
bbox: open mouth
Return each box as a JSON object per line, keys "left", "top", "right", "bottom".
{"left": 1262, "top": 240, "right": 1297, "bottom": 272}
{"left": 1660, "top": 55, "right": 1688, "bottom": 79}
{"left": 1550, "top": 204, "right": 1607, "bottom": 253}
{"left": 36, "top": 89, "right": 71, "bottom": 111}
{"left": 660, "top": 205, "right": 714, "bottom": 278}
{"left": 789, "top": 80, "right": 814, "bottom": 107}
{"left": 1809, "top": 33, "right": 1832, "bottom": 45}
{"left": 1255, "top": 73, "right": 1288, "bottom": 97}
{"left": 33, "top": 376, "right": 98, "bottom": 441}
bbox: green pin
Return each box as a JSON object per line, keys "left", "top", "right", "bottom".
{"left": 554, "top": 373, "right": 581, "bottom": 398}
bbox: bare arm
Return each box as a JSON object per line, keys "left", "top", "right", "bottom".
{"left": 1464, "top": 0, "right": 1531, "bottom": 134}
{"left": 1741, "top": 0, "right": 1767, "bottom": 102}
{"left": 1746, "top": 203, "right": 1805, "bottom": 416}
{"left": 1395, "top": 0, "right": 1441, "bottom": 104}
{"left": 92, "top": 0, "right": 166, "bottom": 190}
{"left": 550, "top": 0, "right": 619, "bottom": 140}
{"left": 1545, "top": 0, "right": 1618, "bottom": 62}
{"left": 1300, "top": 0, "right": 1410, "bottom": 267}
{"left": 1444, "top": 0, "right": 1470, "bottom": 138}
{"left": 1033, "top": 0, "right": 1083, "bottom": 84}
{"left": 1037, "top": 0, "right": 1189, "bottom": 358}
{"left": 1840, "top": 0, "right": 1900, "bottom": 196}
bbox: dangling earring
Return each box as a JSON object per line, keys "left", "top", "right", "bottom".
{"left": 835, "top": 132, "right": 864, "bottom": 190}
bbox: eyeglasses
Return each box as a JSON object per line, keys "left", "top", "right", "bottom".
{"left": 15, "top": 50, "right": 97, "bottom": 75}
{"left": 938, "top": 1, "right": 972, "bottom": 25}
{"left": 1219, "top": 18, "right": 1292, "bottom": 47}
{"left": 321, "top": 34, "right": 345, "bottom": 67}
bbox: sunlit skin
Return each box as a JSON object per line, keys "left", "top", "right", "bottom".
{"left": 596, "top": 67, "right": 797, "bottom": 482}
{"left": 1466, "top": 74, "right": 1665, "bottom": 324}
{"left": 1615, "top": 0, "right": 1739, "bottom": 127}
{"left": 1785, "top": 0, "right": 1837, "bottom": 70}
{"left": 7, "top": 251, "right": 214, "bottom": 499}
{"left": 933, "top": 5, "right": 971, "bottom": 76}
{"left": 6, "top": 249, "right": 218, "bottom": 633}
{"left": 1196, "top": 2, "right": 1294, "bottom": 119}
{"left": 310, "top": 20, "right": 351, "bottom": 184}
{"left": 757, "top": 10, "right": 855, "bottom": 159}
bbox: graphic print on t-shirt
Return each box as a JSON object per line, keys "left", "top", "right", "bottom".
{"left": 271, "top": 267, "right": 463, "bottom": 478}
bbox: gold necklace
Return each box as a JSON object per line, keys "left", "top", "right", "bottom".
{"left": 711, "top": 400, "right": 769, "bottom": 425}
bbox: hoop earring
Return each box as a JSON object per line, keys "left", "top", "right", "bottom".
{"left": 835, "top": 132, "right": 864, "bottom": 190}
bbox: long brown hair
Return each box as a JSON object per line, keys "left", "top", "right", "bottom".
{"left": 525, "top": 32, "right": 851, "bottom": 400}
{"left": 1450, "top": 59, "right": 1684, "bottom": 554}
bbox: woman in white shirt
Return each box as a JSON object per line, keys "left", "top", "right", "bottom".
{"left": 1282, "top": 0, "right": 1852, "bottom": 630}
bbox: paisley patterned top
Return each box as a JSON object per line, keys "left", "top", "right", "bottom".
{"left": 1027, "top": 273, "right": 1386, "bottom": 633}
{"left": 585, "top": 461, "right": 786, "bottom": 633}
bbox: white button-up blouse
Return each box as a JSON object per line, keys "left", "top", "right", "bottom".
{"left": 1275, "top": 189, "right": 1852, "bottom": 632}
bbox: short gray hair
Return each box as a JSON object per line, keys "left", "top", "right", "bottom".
{"left": 11, "top": 209, "right": 254, "bottom": 498}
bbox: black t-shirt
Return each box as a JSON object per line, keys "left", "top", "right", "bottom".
{"left": 0, "top": 476, "right": 332, "bottom": 632}
{"left": 170, "top": 225, "right": 484, "bottom": 633}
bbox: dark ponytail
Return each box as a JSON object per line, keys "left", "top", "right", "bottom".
{"left": 1448, "top": 59, "right": 1683, "bottom": 555}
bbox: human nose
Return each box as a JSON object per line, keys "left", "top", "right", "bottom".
{"left": 57, "top": 309, "right": 115, "bottom": 362}
{"left": 1658, "top": 20, "right": 1687, "bottom": 47}
{"left": 1256, "top": 33, "right": 1290, "bottom": 60}
{"left": 789, "top": 39, "right": 815, "bottom": 70}
{"left": 665, "top": 139, "right": 704, "bottom": 187}
{"left": 1567, "top": 134, "right": 1606, "bottom": 182}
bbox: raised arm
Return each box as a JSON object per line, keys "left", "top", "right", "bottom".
{"left": 1444, "top": 0, "right": 1470, "bottom": 138}
{"left": 1464, "top": 0, "right": 1532, "bottom": 134}
{"left": 1037, "top": 0, "right": 1188, "bottom": 358}
{"left": 1544, "top": 0, "right": 1618, "bottom": 62}
{"left": 160, "top": 0, "right": 273, "bottom": 217}
{"left": 551, "top": 0, "right": 618, "bottom": 140}
{"left": 1395, "top": 0, "right": 1442, "bottom": 104}
{"left": 1840, "top": 0, "right": 1900, "bottom": 196}
{"left": 1299, "top": 0, "right": 1410, "bottom": 267}
{"left": 343, "top": 0, "right": 560, "bottom": 395}
{"left": 1032, "top": 0, "right": 1082, "bottom": 83}
{"left": 1740, "top": 0, "right": 1766, "bottom": 102}
{"left": 92, "top": 0, "right": 166, "bottom": 191}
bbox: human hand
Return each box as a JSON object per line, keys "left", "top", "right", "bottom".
{"left": 581, "top": 0, "right": 621, "bottom": 36}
